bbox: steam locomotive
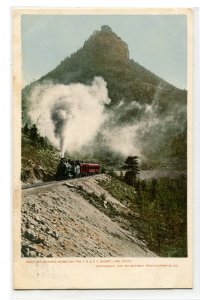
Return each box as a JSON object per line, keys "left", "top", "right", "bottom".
{"left": 56, "top": 158, "right": 100, "bottom": 180}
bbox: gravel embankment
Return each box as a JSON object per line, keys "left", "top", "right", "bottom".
{"left": 21, "top": 175, "right": 156, "bottom": 257}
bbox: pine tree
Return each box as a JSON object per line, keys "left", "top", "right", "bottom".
{"left": 23, "top": 123, "right": 30, "bottom": 135}
{"left": 29, "top": 124, "right": 38, "bottom": 143}
{"left": 123, "top": 156, "right": 140, "bottom": 186}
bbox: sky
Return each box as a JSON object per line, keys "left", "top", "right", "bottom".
{"left": 21, "top": 14, "right": 187, "bottom": 89}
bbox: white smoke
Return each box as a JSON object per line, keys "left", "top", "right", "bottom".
{"left": 27, "top": 77, "right": 186, "bottom": 162}
{"left": 102, "top": 125, "right": 141, "bottom": 157}
{"left": 100, "top": 100, "right": 155, "bottom": 157}
{"left": 101, "top": 87, "right": 186, "bottom": 158}
{"left": 28, "top": 77, "right": 111, "bottom": 156}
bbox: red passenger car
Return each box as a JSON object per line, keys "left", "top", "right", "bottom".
{"left": 80, "top": 163, "right": 100, "bottom": 176}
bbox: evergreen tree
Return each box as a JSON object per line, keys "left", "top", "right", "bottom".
{"left": 123, "top": 156, "right": 140, "bottom": 186}
{"left": 29, "top": 124, "right": 38, "bottom": 143}
{"left": 23, "top": 123, "right": 30, "bottom": 135}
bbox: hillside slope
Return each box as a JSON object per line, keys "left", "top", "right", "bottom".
{"left": 21, "top": 175, "right": 156, "bottom": 257}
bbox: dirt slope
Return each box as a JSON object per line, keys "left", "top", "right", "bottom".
{"left": 21, "top": 175, "right": 156, "bottom": 257}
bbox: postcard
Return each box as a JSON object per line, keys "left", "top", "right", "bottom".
{"left": 13, "top": 8, "right": 193, "bottom": 289}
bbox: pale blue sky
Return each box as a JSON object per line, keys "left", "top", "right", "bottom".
{"left": 21, "top": 14, "right": 187, "bottom": 89}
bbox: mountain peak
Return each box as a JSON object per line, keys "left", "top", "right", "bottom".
{"left": 84, "top": 25, "right": 129, "bottom": 64}
{"left": 101, "top": 25, "right": 112, "bottom": 32}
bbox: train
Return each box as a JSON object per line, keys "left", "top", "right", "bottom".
{"left": 56, "top": 157, "right": 101, "bottom": 180}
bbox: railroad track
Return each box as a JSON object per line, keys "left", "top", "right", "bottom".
{"left": 22, "top": 174, "right": 102, "bottom": 191}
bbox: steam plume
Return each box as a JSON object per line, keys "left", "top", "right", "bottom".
{"left": 27, "top": 77, "right": 186, "bottom": 164}
{"left": 28, "top": 77, "right": 111, "bottom": 156}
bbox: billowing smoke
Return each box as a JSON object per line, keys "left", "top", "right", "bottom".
{"left": 27, "top": 77, "right": 186, "bottom": 167}
{"left": 98, "top": 83, "right": 186, "bottom": 163}
{"left": 28, "top": 77, "right": 111, "bottom": 156}
{"left": 50, "top": 102, "right": 70, "bottom": 155}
